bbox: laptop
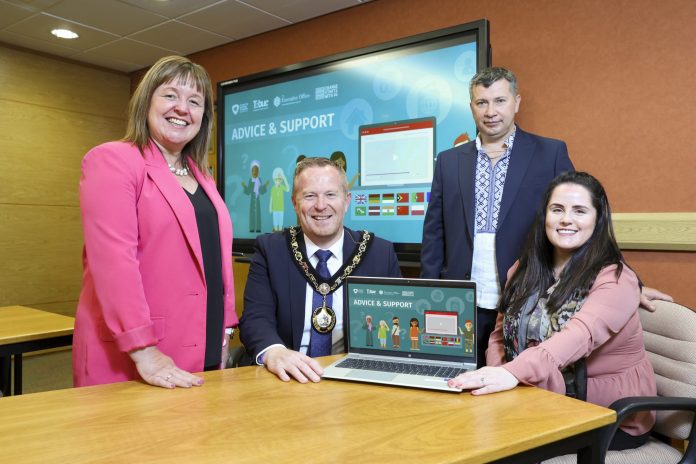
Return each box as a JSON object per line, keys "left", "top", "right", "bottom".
{"left": 322, "top": 276, "right": 477, "bottom": 392}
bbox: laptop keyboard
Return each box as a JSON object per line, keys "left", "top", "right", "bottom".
{"left": 336, "top": 358, "right": 467, "bottom": 379}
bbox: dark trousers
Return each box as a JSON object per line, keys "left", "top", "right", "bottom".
{"left": 476, "top": 307, "right": 498, "bottom": 369}
{"left": 609, "top": 428, "right": 651, "bottom": 450}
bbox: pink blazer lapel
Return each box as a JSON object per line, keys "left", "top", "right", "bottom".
{"left": 142, "top": 142, "right": 205, "bottom": 281}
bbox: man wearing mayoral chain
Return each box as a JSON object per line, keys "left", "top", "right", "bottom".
{"left": 239, "top": 157, "right": 401, "bottom": 383}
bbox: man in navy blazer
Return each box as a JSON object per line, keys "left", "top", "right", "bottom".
{"left": 240, "top": 157, "right": 401, "bottom": 383}
{"left": 422, "top": 68, "right": 671, "bottom": 370}
{"left": 421, "top": 68, "right": 574, "bottom": 367}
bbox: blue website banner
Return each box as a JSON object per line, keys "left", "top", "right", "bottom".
{"left": 222, "top": 40, "right": 478, "bottom": 243}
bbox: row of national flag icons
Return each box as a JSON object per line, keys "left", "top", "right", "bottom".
{"left": 354, "top": 204, "right": 426, "bottom": 216}
{"left": 353, "top": 191, "right": 430, "bottom": 205}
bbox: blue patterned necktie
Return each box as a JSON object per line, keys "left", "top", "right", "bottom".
{"left": 308, "top": 249, "right": 333, "bottom": 357}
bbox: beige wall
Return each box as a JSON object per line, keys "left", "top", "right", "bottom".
{"left": 183, "top": 0, "right": 696, "bottom": 307}
{"left": 0, "top": 44, "right": 130, "bottom": 316}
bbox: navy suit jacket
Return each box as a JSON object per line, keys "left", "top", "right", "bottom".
{"left": 421, "top": 127, "right": 574, "bottom": 288}
{"left": 240, "top": 227, "right": 402, "bottom": 360}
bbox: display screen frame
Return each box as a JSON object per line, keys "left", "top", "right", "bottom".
{"left": 217, "top": 20, "right": 491, "bottom": 261}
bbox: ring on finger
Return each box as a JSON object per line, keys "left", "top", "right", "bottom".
{"left": 480, "top": 376, "right": 485, "bottom": 385}
{"left": 165, "top": 374, "right": 172, "bottom": 381}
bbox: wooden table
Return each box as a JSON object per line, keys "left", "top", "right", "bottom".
{"left": 0, "top": 355, "right": 614, "bottom": 463}
{"left": 0, "top": 306, "right": 74, "bottom": 396}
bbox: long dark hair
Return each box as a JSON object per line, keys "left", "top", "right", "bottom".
{"left": 500, "top": 171, "right": 625, "bottom": 315}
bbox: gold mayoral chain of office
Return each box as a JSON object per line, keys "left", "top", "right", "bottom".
{"left": 287, "top": 226, "right": 374, "bottom": 334}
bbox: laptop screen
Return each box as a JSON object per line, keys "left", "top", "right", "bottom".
{"left": 343, "top": 276, "right": 477, "bottom": 364}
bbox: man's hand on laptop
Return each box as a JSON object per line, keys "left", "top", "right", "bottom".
{"left": 264, "top": 346, "right": 324, "bottom": 383}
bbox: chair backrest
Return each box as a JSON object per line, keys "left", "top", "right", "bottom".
{"left": 640, "top": 300, "right": 696, "bottom": 440}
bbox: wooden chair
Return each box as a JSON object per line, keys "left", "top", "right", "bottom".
{"left": 545, "top": 300, "right": 696, "bottom": 463}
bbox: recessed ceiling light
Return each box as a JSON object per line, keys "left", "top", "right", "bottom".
{"left": 51, "top": 28, "right": 79, "bottom": 39}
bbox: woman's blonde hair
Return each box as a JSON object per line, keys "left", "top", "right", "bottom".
{"left": 123, "top": 55, "right": 214, "bottom": 174}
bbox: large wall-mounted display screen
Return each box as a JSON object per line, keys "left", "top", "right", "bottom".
{"left": 218, "top": 20, "right": 490, "bottom": 259}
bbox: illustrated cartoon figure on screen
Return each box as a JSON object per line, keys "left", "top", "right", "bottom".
{"left": 330, "top": 151, "right": 360, "bottom": 190}
{"left": 241, "top": 160, "right": 269, "bottom": 233}
{"left": 409, "top": 317, "right": 423, "bottom": 351}
{"left": 459, "top": 319, "right": 475, "bottom": 354}
{"left": 453, "top": 132, "right": 471, "bottom": 147}
{"left": 269, "top": 167, "right": 289, "bottom": 232}
{"left": 377, "top": 320, "right": 389, "bottom": 348}
{"left": 363, "top": 315, "right": 374, "bottom": 346}
{"left": 391, "top": 316, "right": 401, "bottom": 348}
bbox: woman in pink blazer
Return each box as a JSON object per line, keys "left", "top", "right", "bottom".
{"left": 73, "top": 56, "right": 237, "bottom": 388}
{"left": 448, "top": 171, "right": 656, "bottom": 451}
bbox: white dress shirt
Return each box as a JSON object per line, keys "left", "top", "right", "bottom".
{"left": 300, "top": 232, "right": 345, "bottom": 355}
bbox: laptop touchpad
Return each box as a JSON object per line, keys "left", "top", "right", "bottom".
{"left": 346, "top": 370, "right": 398, "bottom": 382}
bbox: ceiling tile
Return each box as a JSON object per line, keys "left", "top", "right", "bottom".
{"left": 242, "top": 0, "right": 362, "bottom": 23}
{"left": 69, "top": 51, "right": 142, "bottom": 72}
{"left": 0, "top": 0, "right": 365, "bottom": 72}
{"left": 0, "top": 2, "right": 36, "bottom": 29}
{"left": 84, "top": 37, "right": 176, "bottom": 67}
{"left": 5, "top": 13, "right": 118, "bottom": 51}
{"left": 129, "top": 20, "right": 232, "bottom": 55}
{"left": 45, "top": 0, "right": 166, "bottom": 36}
{"left": 1, "top": 0, "right": 62, "bottom": 12}
{"left": 0, "top": 29, "right": 78, "bottom": 57}
{"left": 117, "top": 0, "right": 223, "bottom": 19}
{"left": 179, "top": 1, "right": 289, "bottom": 40}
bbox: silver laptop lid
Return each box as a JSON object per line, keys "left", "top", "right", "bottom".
{"left": 343, "top": 276, "right": 477, "bottom": 365}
